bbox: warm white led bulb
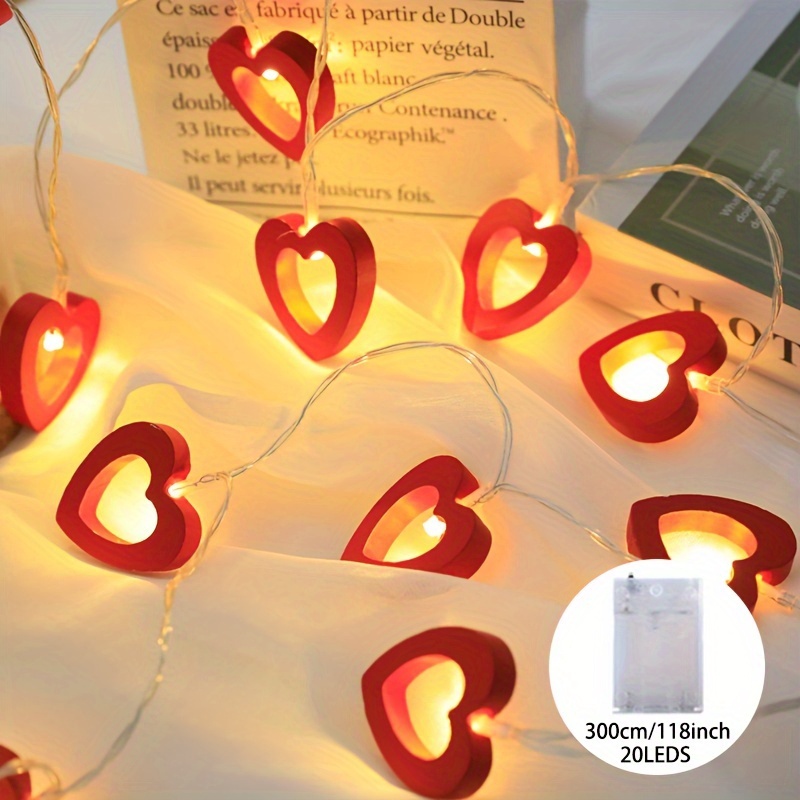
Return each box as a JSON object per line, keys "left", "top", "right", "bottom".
{"left": 309, "top": 250, "right": 325, "bottom": 262}
{"left": 422, "top": 514, "right": 447, "bottom": 538}
{"left": 42, "top": 328, "right": 65, "bottom": 352}
{"left": 611, "top": 353, "right": 670, "bottom": 402}
{"left": 522, "top": 243, "right": 545, "bottom": 257}
{"left": 262, "top": 68, "right": 279, "bottom": 81}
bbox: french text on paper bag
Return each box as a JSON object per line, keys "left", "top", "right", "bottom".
{"left": 120, "top": 0, "right": 559, "bottom": 215}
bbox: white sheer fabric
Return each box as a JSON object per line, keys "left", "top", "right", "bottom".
{"left": 0, "top": 149, "right": 797, "bottom": 798}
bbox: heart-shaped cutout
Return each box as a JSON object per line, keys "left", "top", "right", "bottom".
{"left": 256, "top": 213, "right": 376, "bottom": 361}
{"left": 208, "top": 26, "right": 335, "bottom": 161}
{"left": 0, "top": 2, "right": 12, "bottom": 27}
{"left": 390, "top": 657, "right": 466, "bottom": 760}
{"left": 461, "top": 198, "right": 591, "bottom": 339}
{"left": 627, "top": 494, "right": 796, "bottom": 612}
{"left": 0, "top": 745, "right": 30, "bottom": 800}
{"left": 0, "top": 292, "right": 100, "bottom": 431}
{"left": 579, "top": 310, "right": 727, "bottom": 442}
{"left": 94, "top": 456, "right": 159, "bottom": 544}
{"left": 341, "top": 456, "right": 491, "bottom": 578}
{"left": 362, "top": 627, "right": 516, "bottom": 799}
{"left": 56, "top": 422, "right": 202, "bottom": 572}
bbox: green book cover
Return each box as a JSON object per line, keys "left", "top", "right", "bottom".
{"left": 619, "top": 13, "right": 800, "bottom": 310}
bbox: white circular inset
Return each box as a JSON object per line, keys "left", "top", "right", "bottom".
{"left": 549, "top": 560, "right": 764, "bottom": 775}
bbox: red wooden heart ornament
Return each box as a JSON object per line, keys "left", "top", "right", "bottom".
{"left": 208, "top": 26, "right": 335, "bottom": 161}
{"left": 0, "top": 745, "right": 30, "bottom": 800}
{"left": 0, "top": 2, "right": 13, "bottom": 27}
{"left": 579, "top": 310, "right": 727, "bottom": 442}
{"left": 341, "top": 456, "right": 491, "bottom": 578}
{"left": 56, "top": 422, "right": 201, "bottom": 573}
{"left": 255, "top": 213, "right": 376, "bottom": 361}
{"left": 461, "top": 198, "right": 591, "bottom": 339}
{"left": 0, "top": 292, "right": 100, "bottom": 431}
{"left": 362, "top": 627, "right": 516, "bottom": 799}
{"left": 627, "top": 494, "right": 796, "bottom": 612}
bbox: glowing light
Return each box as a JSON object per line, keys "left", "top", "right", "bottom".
{"left": 404, "top": 659, "right": 466, "bottom": 759}
{"left": 468, "top": 711, "right": 494, "bottom": 737}
{"left": 42, "top": 328, "right": 65, "bottom": 352}
{"left": 309, "top": 250, "right": 325, "bottom": 261}
{"left": 534, "top": 207, "right": 558, "bottom": 229}
{"left": 663, "top": 530, "right": 749, "bottom": 583}
{"left": 382, "top": 506, "right": 445, "bottom": 563}
{"left": 422, "top": 514, "right": 446, "bottom": 538}
{"left": 95, "top": 458, "right": 158, "bottom": 544}
{"left": 611, "top": 353, "right": 670, "bottom": 402}
{"left": 490, "top": 237, "right": 547, "bottom": 307}
{"left": 688, "top": 371, "right": 706, "bottom": 390}
{"left": 167, "top": 483, "right": 183, "bottom": 499}
{"left": 262, "top": 68, "right": 279, "bottom": 81}
{"left": 524, "top": 206, "right": 558, "bottom": 256}
{"left": 522, "top": 242, "right": 545, "bottom": 258}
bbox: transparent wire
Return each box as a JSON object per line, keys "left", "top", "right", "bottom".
{"left": 559, "top": 165, "right": 784, "bottom": 393}
{"left": 33, "top": 0, "right": 147, "bottom": 241}
{"left": 0, "top": 760, "right": 61, "bottom": 796}
{"left": 175, "top": 341, "right": 514, "bottom": 494}
{"left": 301, "top": 69, "right": 579, "bottom": 229}
{"left": 6, "top": 342, "right": 513, "bottom": 795}
{"left": 475, "top": 482, "right": 637, "bottom": 562}
{"left": 480, "top": 484, "right": 797, "bottom": 613}
{"left": 476, "top": 717, "right": 583, "bottom": 757}
{"left": 757, "top": 581, "right": 800, "bottom": 613}
{"left": 234, "top": 0, "right": 263, "bottom": 48}
{"left": 6, "top": 0, "right": 68, "bottom": 303}
{"left": 8, "top": 4, "right": 795, "bottom": 791}
{"left": 301, "top": 0, "right": 333, "bottom": 227}
{"left": 755, "top": 696, "right": 800, "bottom": 717}
{"left": 721, "top": 387, "right": 800, "bottom": 445}
{"left": 11, "top": 474, "right": 233, "bottom": 800}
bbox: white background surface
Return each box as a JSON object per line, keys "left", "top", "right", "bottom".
{"left": 1, "top": 2, "right": 798, "bottom": 800}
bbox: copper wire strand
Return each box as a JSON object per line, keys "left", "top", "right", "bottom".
{"left": 6, "top": 0, "right": 68, "bottom": 303}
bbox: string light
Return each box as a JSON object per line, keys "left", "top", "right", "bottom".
{"left": 580, "top": 311, "right": 728, "bottom": 442}
{"left": 28, "top": 0, "right": 796, "bottom": 443}
{"left": 261, "top": 68, "right": 279, "bottom": 81}
{"left": 6, "top": 2, "right": 796, "bottom": 796}
{"left": 234, "top": 0, "right": 263, "bottom": 51}
{"left": 5, "top": 335, "right": 797, "bottom": 795}
{"left": 609, "top": 353, "right": 671, "bottom": 402}
{"left": 423, "top": 515, "right": 447, "bottom": 539}
{"left": 12, "top": 343, "right": 513, "bottom": 797}
{"left": 341, "top": 455, "right": 491, "bottom": 577}
{"left": 560, "top": 165, "right": 784, "bottom": 395}
{"left": 301, "top": 67, "right": 579, "bottom": 235}
{"left": 0, "top": 292, "right": 101, "bottom": 431}
{"left": 5, "top": 0, "right": 68, "bottom": 304}
{"left": 627, "top": 496, "right": 796, "bottom": 612}
{"left": 41, "top": 327, "right": 65, "bottom": 352}
{"left": 362, "top": 627, "right": 516, "bottom": 798}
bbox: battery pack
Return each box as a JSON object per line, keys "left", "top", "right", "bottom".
{"left": 613, "top": 575, "right": 703, "bottom": 713}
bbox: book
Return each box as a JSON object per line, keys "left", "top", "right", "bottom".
{"left": 577, "top": 1, "right": 800, "bottom": 391}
